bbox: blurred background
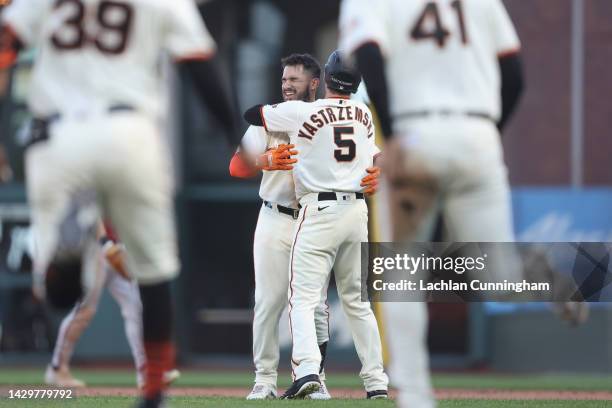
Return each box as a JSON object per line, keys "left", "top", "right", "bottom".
{"left": 1, "top": 0, "right": 612, "bottom": 374}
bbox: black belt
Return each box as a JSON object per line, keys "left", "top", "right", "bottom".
{"left": 264, "top": 201, "right": 299, "bottom": 219}
{"left": 26, "top": 104, "right": 136, "bottom": 149}
{"left": 395, "top": 110, "right": 494, "bottom": 122}
{"left": 318, "top": 192, "right": 364, "bottom": 201}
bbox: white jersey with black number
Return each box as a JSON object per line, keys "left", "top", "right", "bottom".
{"left": 339, "top": 0, "right": 520, "bottom": 122}
{"left": 239, "top": 126, "right": 298, "bottom": 209}
{"left": 1, "top": 0, "right": 215, "bottom": 117}
{"left": 260, "top": 98, "right": 380, "bottom": 201}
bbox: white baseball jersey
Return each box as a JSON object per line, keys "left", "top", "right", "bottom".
{"left": 2, "top": 0, "right": 215, "bottom": 117}
{"left": 260, "top": 98, "right": 380, "bottom": 201}
{"left": 239, "top": 126, "right": 298, "bottom": 209}
{"left": 339, "top": 0, "right": 520, "bottom": 122}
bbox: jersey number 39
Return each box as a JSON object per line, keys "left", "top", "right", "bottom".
{"left": 51, "top": 0, "right": 133, "bottom": 55}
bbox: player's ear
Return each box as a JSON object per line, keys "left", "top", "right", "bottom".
{"left": 310, "top": 77, "right": 320, "bottom": 93}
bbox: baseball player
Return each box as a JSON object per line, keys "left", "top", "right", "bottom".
{"left": 243, "top": 50, "right": 389, "bottom": 400}
{"left": 230, "top": 54, "right": 333, "bottom": 400}
{"left": 43, "top": 222, "right": 180, "bottom": 389}
{"left": 339, "top": 0, "right": 525, "bottom": 407}
{"left": 0, "top": 1, "right": 237, "bottom": 407}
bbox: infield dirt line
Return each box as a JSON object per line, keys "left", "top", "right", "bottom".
{"left": 47, "top": 387, "right": 612, "bottom": 400}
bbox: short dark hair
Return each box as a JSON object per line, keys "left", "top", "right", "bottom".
{"left": 281, "top": 53, "right": 321, "bottom": 80}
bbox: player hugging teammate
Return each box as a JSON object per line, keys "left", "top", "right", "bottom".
{"left": 240, "top": 50, "right": 387, "bottom": 400}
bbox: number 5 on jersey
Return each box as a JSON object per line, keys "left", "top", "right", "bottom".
{"left": 334, "top": 127, "right": 356, "bottom": 162}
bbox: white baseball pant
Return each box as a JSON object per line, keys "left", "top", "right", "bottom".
{"left": 289, "top": 193, "right": 388, "bottom": 392}
{"left": 378, "top": 116, "right": 516, "bottom": 408}
{"left": 253, "top": 203, "right": 330, "bottom": 386}
{"left": 51, "top": 260, "right": 145, "bottom": 378}
{"left": 25, "top": 111, "right": 179, "bottom": 286}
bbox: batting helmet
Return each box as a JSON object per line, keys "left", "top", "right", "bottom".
{"left": 324, "top": 50, "right": 361, "bottom": 94}
{"left": 45, "top": 252, "right": 84, "bottom": 310}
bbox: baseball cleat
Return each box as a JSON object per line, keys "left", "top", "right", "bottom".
{"left": 366, "top": 389, "right": 389, "bottom": 399}
{"left": 305, "top": 380, "right": 331, "bottom": 400}
{"left": 137, "top": 369, "right": 182, "bottom": 389}
{"left": 44, "top": 365, "right": 86, "bottom": 388}
{"left": 280, "top": 374, "right": 320, "bottom": 399}
{"left": 246, "top": 383, "right": 278, "bottom": 400}
{"left": 135, "top": 393, "right": 167, "bottom": 408}
{"left": 163, "top": 369, "right": 181, "bottom": 385}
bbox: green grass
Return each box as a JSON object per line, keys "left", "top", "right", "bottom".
{"left": 0, "top": 398, "right": 611, "bottom": 408}
{"left": 1, "top": 369, "right": 612, "bottom": 391}
{"left": 432, "top": 373, "right": 612, "bottom": 391}
{"left": 1, "top": 369, "right": 611, "bottom": 407}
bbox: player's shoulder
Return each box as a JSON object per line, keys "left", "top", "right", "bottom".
{"left": 276, "top": 100, "right": 308, "bottom": 108}
{"left": 347, "top": 98, "right": 372, "bottom": 114}
{"left": 132, "top": 0, "right": 194, "bottom": 16}
{"left": 272, "top": 100, "right": 310, "bottom": 114}
{"left": 244, "top": 125, "right": 267, "bottom": 138}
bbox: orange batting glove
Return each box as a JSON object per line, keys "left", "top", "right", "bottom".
{"left": 361, "top": 166, "right": 381, "bottom": 196}
{"left": 257, "top": 144, "right": 298, "bottom": 171}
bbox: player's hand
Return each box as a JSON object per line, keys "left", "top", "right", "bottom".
{"left": 103, "top": 242, "right": 131, "bottom": 280}
{"left": 361, "top": 166, "right": 381, "bottom": 196}
{"left": 259, "top": 144, "right": 298, "bottom": 171}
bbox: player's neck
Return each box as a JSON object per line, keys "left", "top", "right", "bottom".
{"left": 325, "top": 89, "right": 350, "bottom": 100}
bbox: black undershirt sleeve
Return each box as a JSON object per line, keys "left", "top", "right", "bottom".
{"left": 498, "top": 53, "right": 525, "bottom": 132}
{"left": 243, "top": 104, "right": 264, "bottom": 127}
{"left": 354, "top": 42, "right": 393, "bottom": 140}
{"left": 178, "top": 58, "right": 239, "bottom": 146}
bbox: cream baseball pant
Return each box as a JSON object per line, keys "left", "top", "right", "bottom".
{"left": 377, "top": 116, "right": 516, "bottom": 408}
{"left": 51, "top": 261, "right": 145, "bottom": 380}
{"left": 253, "top": 203, "right": 330, "bottom": 386}
{"left": 289, "top": 193, "right": 388, "bottom": 392}
{"left": 25, "top": 111, "right": 179, "bottom": 286}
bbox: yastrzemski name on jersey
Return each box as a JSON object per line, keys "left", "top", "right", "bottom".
{"left": 297, "top": 104, "right": 374, "bottom": 140}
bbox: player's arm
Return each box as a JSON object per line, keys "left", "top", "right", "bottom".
{"left": 98, "top": 221, "right": 130, "bottom": 280}
{"left": 243, "top": 101, "right": 300, "bottom": 133}
{"left": 354, "top": 43, "right": 393, "bottom": 140}
{"left": 177, "top": 58, "right": 239, "bottom": 146}
{"left": 490, "top": 0, "right": 525, "bottom": 131}
{"left": 0, "top": 24, "right": 22, "bottom": 72}
{"left": 229, "top": 144, "right": 298, "bottom": 178}
{"left": 339, "top": 0, "right": 392, "bottom": 139}
{"left": 498, "top": 52, "right": 524, "bottom": 132}
{"left": 165, "top": 0, "right": 239, "bottom": 146}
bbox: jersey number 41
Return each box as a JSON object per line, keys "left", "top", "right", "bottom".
{"left": 51, "top": 0, "right": 134, "bottom": 55}
{"left": 410, "top": 0, "right": 468, "bottom": 48}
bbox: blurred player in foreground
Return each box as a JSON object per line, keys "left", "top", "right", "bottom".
{"left": 244, "top": 50, "right": 388, "bottom": 400}
{"left": 0, "top": 1, "right": 237, "bottom": 406}
{"left": 43, "top": 222, "right": 179, "bottom": 389}
{"left": 339, "top": 0, "right": 525, "bottom": 407}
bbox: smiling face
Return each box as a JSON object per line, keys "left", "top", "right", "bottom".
{"left": 281, "top": 64, "right": 319, "bottom": 102}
